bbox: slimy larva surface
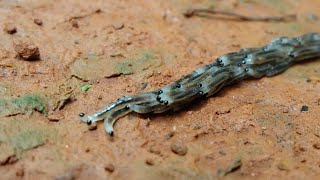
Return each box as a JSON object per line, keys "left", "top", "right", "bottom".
{"left": 79, "top": 33, "right": 320, "bottom": 136}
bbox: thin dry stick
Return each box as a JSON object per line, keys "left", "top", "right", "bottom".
{"left": 184, "top": 8, "right": 296, "bottom": 22}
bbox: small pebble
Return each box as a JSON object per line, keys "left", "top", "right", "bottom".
{"left": 71, "top": 20, "right": 79, "bottom": 28}
{"left": 145, "top": 158, "right": 154, "bottom": 166}
{"left": 15, "top": 168, "right": 24, "bottom": 177}
{"left": 13, "top": 39, "right": 40, "bottom": 60}
{"left": 112, "top": 22, "right": 124, "bottom": 30}
{"left": 219, "top": 150, "right": 227, "bottom": 155}
{"left": 4, "top": 23, "right": 17, "bottom": 34}
{"left": 277, "top": 162, "right": 289, "bottom": 171}
{"left": 300, "top": 105, "right": 309, "bottom": 112}
{"left": 313, "top": 143, "right": 320, "bottom": 149}
{"left": 104, "top": 163, "right": 115, "bottom": 173}
{"left": 170, "top": 142, "right": 188, "bottom": 156}
{"left": 293, "top": 143, "right": 307, "bottom": 153}
{"left": 149, "top": 146, "right": 161, "bottom": 155}
{"left": 165, "top": 131, "right": 174, "bottom": 140}
{"left": 48, "top": 114, "right": 63, "bottom": 122}
{"left": 34, "top": 18, "right": 43, "bottom": 26}
{"left": 282, "top": 109, "right": 289, "bottom": 113}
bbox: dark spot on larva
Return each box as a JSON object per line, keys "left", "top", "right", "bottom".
{"left": 125, "top": 105, "right": 130, "bottom": 109}
{"left": 176, "top": 84, "right": 181, "bottom": 88}
{"left": 288, "top": 52, "right": 295, "bottom": 58}
{"left": 217, "top": 59, "right": 222, "bottom": 63}
{"left": 199, "top": 91, "right": 204, "bottom": 95}
{"left": 164, "top": 101, "right": 168, "bottom": 105}
{"left": 245, "top": 68, "right": 249, "bottom": 72}
{"left": 79, "top": 112, "right": 85, "bottom": 117}
{"left": 158, "top": 90, "right": 163, "bottom": 94}
{"left": 108, "top": 131, "right": 114, "bottom": 136}
{"left": 156, "top": 96, "right": 161, "bottom": 101}
{"left": 300, "top": 105, "right": 309, "bottom": 112}
{"left": 220, "top": 63, "right": 224, "bottom": 67}
{"left": 198, "top": 83, "right": 202, "bottom": 88}
{"left": 87, "top": 120, "right": 92, "bottom": 125}
{"left": 159, "top": 100, "right": 164, "bottom": 103}
{"left": 242, "top": 60, "right": 246, "bottom": 64}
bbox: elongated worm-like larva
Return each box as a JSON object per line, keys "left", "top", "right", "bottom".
{"left": 79, "top": 33, "right": 320, "bottom": 136}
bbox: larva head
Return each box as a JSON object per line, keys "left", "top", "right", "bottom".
{"left": 79, "top": 112, "right": 89, "bottom": 124}
{"left": 79, "top": 112, "right": 100, "bottom": 125}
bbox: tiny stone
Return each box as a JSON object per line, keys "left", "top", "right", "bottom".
{"left": 34, "top": 18, "right": 43, "bottom": 26}
{"left": 313, "top": 143, "right": 320, "bottom": 149}
{"left": 277, "top": 163, "right": 289, "bottom": 171}
{"left": 293, "top": 143, "right": 307, "bottom": 153}
{"left": 170, "top": 142, "right": 188, "bottom": 156}
{"left": 112, "top": 22, "right": 124, "bottom": 30}
{"left": 219, "top": 150, "right": 227, "bottom": 155}
{"left": 165, "top": 131, "right": 174, "bottom": 140}
{"left": 300, "top": 105, "right": 309, "bottom": 112}
{"left": 4, "top": 23, "right": 17, "bottom": 34}
{"left": 71, "top": 20, "right": 79, "bottom": 28}
{"left": 48, "top": 114, "right": 63, "bottom": 122}
{"left": 282, "top": 108, "right": 289, "bottom": 113}
{"left": 261, "top": 126, "right": 267, "bottom": 130}
{"left": 16, "top": 168, "right": 24, "bottom": 177}
{"left": 104, "top": 163, "right": 115, "bottom": 173}
{"left": 145, "top": 158, "right": 154, "bottom": 166}
{"left": 149, "top": 146, "right": 161, "bottom": 155}
{"left": 306, "top": 78, "right": 312, "bottom": 83}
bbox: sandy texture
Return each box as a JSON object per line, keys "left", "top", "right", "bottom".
{"left": 0, "top": 0, "right": 320, "bottom": 179}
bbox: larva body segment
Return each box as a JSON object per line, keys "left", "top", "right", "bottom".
{"left": 292, "top": 46, "right": 320, "bottom": 62}
{"left": 80, "top": 33, "right": 320, "bottom": 136}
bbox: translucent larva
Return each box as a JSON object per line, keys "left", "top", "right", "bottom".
{"left": 80, "top": 33, "right": 320, "bottom": 136}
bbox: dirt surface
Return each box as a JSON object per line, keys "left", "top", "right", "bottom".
{"left": 0, "top": 0, "right": 320, "bottom": 179}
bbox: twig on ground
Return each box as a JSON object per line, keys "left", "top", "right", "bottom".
{"left": 184, "top": 8, "right": 296, "bottom": 22}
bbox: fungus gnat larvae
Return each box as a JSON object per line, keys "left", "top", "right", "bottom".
{"left": 80, "top": 33, "right": 320, "bottom": 136}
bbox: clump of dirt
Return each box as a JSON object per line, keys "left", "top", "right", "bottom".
{"left": 3, "top": 23, "right": 17, "bottom": 34}
{"left": 33, "top": 19, "right": 43, "bottom": 26}
{"left": 13, "top": 39, "right": 40, "bottom": 60}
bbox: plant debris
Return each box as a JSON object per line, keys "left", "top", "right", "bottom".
{"left": 81, "top": 85, "right": 92, "bottom": 92}
{"left": 184, "top": 8, "right": 296, "bottom": 22}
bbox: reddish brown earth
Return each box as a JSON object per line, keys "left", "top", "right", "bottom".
{"left": 0, "top": 0, "right": 320, "bottom": 179}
